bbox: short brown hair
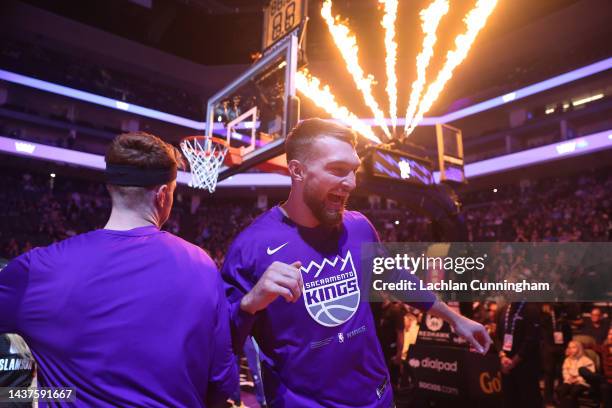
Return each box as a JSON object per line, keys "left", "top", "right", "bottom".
{"left": 105, "top": 131, "right": 183, "bottom": 172}
{"left": 285, "top": 118, "right": 357, "bottom": 162}
{"left": 105, "top": 132, "right": 183, "bottom": 206}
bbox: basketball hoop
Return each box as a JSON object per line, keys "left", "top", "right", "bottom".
{"left": 180, "top": 136, "right": 229, "bottom": 193}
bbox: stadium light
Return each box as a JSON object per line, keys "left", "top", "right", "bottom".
{"left": 2, "top": 129, "right": 610, "bottom": 188}
{"left": 0, "top": 135, "right": 291, "bottom": 188}
{"left": 572, "top": 93, "right": 604, "bottom": 107}
{"left": 366, "top": 57, "right": 612, "bottom": 126}
{"left": 1, "top": 58, "right": 610, "bottom": 132}
{"left": 461, "top": 129, "right": 612, "bottom": 179}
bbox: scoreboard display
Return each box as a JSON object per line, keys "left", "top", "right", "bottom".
{"left": 365, "top": 146, "right": 435, "bottom": 186}
{"left": 263, "top": 0, "right": 306, "bottom": 50}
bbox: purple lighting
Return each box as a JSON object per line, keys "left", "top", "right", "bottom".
{"left": 462, "top": 130, "right": 612, "bottom": 178}
{"left": 442, "top": 57, "right": 612, "bottom": 123}
{"left": 432, "top": 130, "right": 611, "bottom": 182}
{"left": 0, "top": 69, "right": 209, "bottom": 130}
{"left": 363, "top": 57, "right": 612, "bottom": 127}
{"left": 2, "top": 58, "right": 611, "bottom": 132}
{"left": 2, "top": 131, "right": 610, "bottom": 188}
{"left": 0, "top": 68, "right": 263, "bottom": 133}
{"left": 0, "top": 135, "right": 106, "bottom": 169}
{"left": 0, "top": 135, "right": 291, "bottom": 188}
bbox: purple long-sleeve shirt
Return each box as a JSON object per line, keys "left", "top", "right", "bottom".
{"left": 221, "top": 207, "right": 435, "bottom": 407}
{"left": 0, "top": 226, "right": 236, "bottom": 407}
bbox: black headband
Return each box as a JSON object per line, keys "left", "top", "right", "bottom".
{"left": 105, "top": 164, "right": 177, "bottom": 187}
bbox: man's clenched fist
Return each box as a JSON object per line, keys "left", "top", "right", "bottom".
{"left": 240, "top": 261, "right": 303, "bottom": 315}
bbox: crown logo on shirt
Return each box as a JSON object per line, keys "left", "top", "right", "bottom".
{"left": 300, "top": 251, "right": 355, "bottom": 279}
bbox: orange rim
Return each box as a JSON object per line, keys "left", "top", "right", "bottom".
{"left": 181, "top": 135, "right": 228, "bottom": 147}
{"left": 180, "top": 135, "right": 243, "bottom": 159}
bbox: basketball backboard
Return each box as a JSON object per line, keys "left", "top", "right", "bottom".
{"left": 436, "top": 123, "right": 465, "bottom": 184}
{"left": 205, "top": 33, "right": 300, "bottom": 181}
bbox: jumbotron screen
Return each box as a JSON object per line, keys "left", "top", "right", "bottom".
{"left": 367, "top": 147, "right": 434, "bottom": 186}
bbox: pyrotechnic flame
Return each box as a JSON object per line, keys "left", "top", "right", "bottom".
{"left": 321, "top": 0, "right": 391, "bottom": 139}
{"left": 403, "top": 0, "right": 449, "bottom": 132}
{"left": 405, "top": 0, "right": 498, "bottom": 136}
{"left": 295, "top": 69, "right": 382, "bottom": 144}
{"left": 379, "top": 0, "right": 399, "bottom": 131}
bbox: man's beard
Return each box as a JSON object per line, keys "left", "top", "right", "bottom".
{"left": 303, "top": 182, "right": 347, "bottom": 227}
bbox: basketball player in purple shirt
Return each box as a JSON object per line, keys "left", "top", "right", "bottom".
{"left": 0, "top": 132, "right": 236, "bottom": 407}
{"left": 222, "top": 119, "right": 492, "bottom": 407}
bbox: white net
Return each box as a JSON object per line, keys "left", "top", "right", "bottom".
{"left": 180, "top": 137, "right": 228, "bottom": 193}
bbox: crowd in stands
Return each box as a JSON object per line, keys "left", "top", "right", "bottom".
{"left": 366, "top": 169, "right": 611, "bottom": 244}
{"left": 473, "top": 298, "right": 611, "bottom": 407}
{"left": 0, "top": 172, "right": 110, "bottom": 259}
{"left": 0, "top": 37, "right": 204, "bottom": 120}
{"left": 462, "top": 172, "right": 611, "bottom": 242}
{"left": 191, "top": 200, "right": 263, "bottom": 268}
{"left": 364, "top": 169, "right": 611, "bottom": 307}
{"left": 1, "top": 166, "right": 610, "bottom": 264}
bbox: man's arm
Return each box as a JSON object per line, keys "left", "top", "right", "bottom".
{"left": 383, "top": 266, "right": 492, "bottom": 353}
{"left": 220, "top": 242, "right": 259, "bottom": 353}
{"left": 221, "top": 240, "right": 302, "bottom": 352}
{"left": 361, "top": 215, "right": 491, "bottom": 354}
{"left": 0, "top": 253, "right": 30, "bottom": 333}
{"left": 206, "top": 276, "right": 238, "bottom": 407}
{"left": 239, "top": 261, "right": 303, "bottom": 314}
{"left": 427, "top": 299, "right": 493, "bottom": 354}
{"left": 382, "top": 263, "right": 490, "bottom": 354}
{"left": 381, "top": 260, "right": 491, "bottom": 354}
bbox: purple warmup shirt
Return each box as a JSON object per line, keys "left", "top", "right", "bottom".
{"left": 222, "top": 207, "right": 435, "bottom": 407}
{"left": 0, "top": 226, "right": 236, "bottom": 407}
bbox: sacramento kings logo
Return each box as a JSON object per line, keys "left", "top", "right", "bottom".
{"left": 301, "top": 251, "right": 360, "bottom": 327}
{"left": 425, "top": 314, "right": 444, "bottom": 332}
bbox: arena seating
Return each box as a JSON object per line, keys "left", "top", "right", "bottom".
{"left": 1, "top": 166, "right": 609, "bottom": 268}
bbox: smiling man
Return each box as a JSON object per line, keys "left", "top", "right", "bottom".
{"left": 221, "top": 118, "right": 491, "bottom": 407}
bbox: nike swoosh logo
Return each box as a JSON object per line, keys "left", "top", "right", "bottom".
{"left": 267, "top": 242, "right": 289, "bottom": 255}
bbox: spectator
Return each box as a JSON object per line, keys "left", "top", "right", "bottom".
{"left": 581, "top": 307, "right": 609, "bottom": 344}
{"left": 485, "top": 301, "right": 499, "bottom": 338}
{"left": 496, "top": 302, "right": 543, "bottom": 408}
{"left": 557, "top": 340, "right": 595, "bottom": 408}
{"left": 541, "top": 303, "right": 572, "bottom": 405}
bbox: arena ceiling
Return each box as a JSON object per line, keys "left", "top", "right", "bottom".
{"left": 8, "top": 0, "right": 612, "bottom": 118}
{"left": 17, "top": 0, "right": 594, "bottom": 65}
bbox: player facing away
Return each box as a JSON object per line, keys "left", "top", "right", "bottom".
{"left": 221, "top": 118, "right": 492, "bottom": 407}
{"left": 0, "top": 132, "right": 236, "bottom": 407}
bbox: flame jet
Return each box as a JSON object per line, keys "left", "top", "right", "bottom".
{"left": 321, "top": 0, "right": 391, "bottom": 139}
{"left": 403, "top": 0, "right": 449, "bottom": 132}
{"left": 405, "top": 0, "right": 498, "bottom": 136}
{"left": 379, "top": 0, "right": 399, "bottom": 132}
{"left": 296, "top": 69, "right": 382, "bottom": 144}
